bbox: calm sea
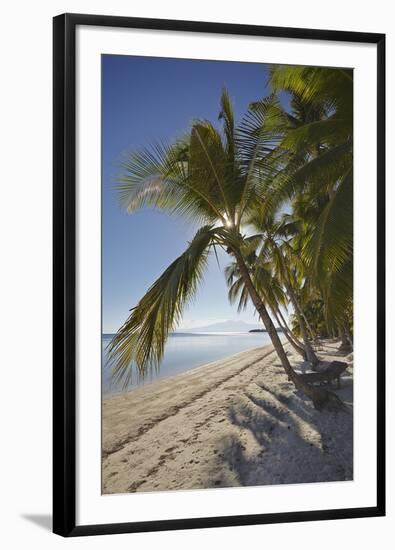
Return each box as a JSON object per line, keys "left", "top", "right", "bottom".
{"left": 102, "top": 331, "right": 272, "bottom": 395}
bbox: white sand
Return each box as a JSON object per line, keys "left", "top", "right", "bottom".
{"left": 102, "top": 340, "right": 353, "bottom": 494}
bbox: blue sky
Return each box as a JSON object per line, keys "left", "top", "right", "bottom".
{"left": 102, "top": 55, "right": 272, "bottom": 333}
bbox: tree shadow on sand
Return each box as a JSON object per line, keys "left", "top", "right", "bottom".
{"left": 317, "top": 349, "right": 352, "bottom": 358}
{"left": 202, "top": 373, "right": 353, "bottom": 489}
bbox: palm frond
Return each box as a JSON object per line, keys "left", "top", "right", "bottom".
{"left": 218, "top": 87, "right": 235, "bottom": 160}
{"left": 117, "top": 139, "right": 223, "bottom": 224}
{"left": 303, "top": 169, "right": 353, "bottom": 278}
{"left": 280, "top": 118, "right": 351, "bottom": 153}
{"left": 107, "top": 225, "right": 218, "bottom": 386}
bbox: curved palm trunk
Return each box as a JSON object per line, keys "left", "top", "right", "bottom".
{"left": 276, "top": 306, "right": 306, "bottom": 352}
{"left": 259, "top": 286, "right": 306, "bottom": 360}
{"left": 339, "top": 325, "right": 353, "bottom": 352}
{"left": 271, "top": 306, "right": 306, "bottom": 359}
{"left": 270, "top": 237, "right": 319, "bottom": 368}
{"left": 233, "top": 250, "right": 340, "bottom": 411}
{"left": 339, "top": 327, "right": 348, "bottom": 349}
{"left": 344, "top": 326, "right": 353, "bottom": 351}
{"left": 300, "top": 306, "right": 316, "bottom": 341}
{"left": 285, "top": 283, "right": 319, "bottom": 369}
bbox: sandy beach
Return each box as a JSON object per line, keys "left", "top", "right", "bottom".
{"left": 102, "top": 340, "right": 353, "bottom": 494}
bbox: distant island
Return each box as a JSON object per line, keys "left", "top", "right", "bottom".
{"left": 177, "top": 319, "right": 262, "bottom": 333}
{"left": 249, "top": 327, "right": 283, "bottom": 333}
{"left": 104, "top": 320, "right": 284, "bottom": 338}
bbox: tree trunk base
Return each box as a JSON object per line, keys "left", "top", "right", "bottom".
{"left": 309, "top": 387, "right": 348, "bottom": 412}
{"left": 291, "top": 373, "right": 348, "bottom": 412}
{"left": 309, "top": 356, "right": 320, "bottom": 372}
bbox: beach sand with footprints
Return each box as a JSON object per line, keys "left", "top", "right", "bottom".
{"left": 102, "top": 340, "right": 353, "bottom": 494}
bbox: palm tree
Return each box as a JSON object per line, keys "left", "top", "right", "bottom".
{"left": 290, "top": 297, "right": 328, "bottom": 339}
{"left": 225, "top": 256, "right": 307, "bottom": 359}
{"left": 261, "top": 66, "right": 353, "bottom": 333}
{"left": 291, "top": 186, "right": 353, "bottom": 341}
{"left": 108, "top": 89, "right": 339, "bottom": 410}
{"left": 246, "top": 210, "right": 320, "bottom": 367}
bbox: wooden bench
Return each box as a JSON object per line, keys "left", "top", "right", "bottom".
{"left": 299, "top": 361, "right": 348, "bottom": 389}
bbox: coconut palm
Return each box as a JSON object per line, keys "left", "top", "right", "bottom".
{"left": 290, "top": 297, "right": 328, "bottom": 339}
{"left": 108, "top": 89, "right": 340, "bottom": 410}
{"left": 259, "top": 66, "right": 353, "bottom": 332}
{"left": 291, "top": 185, "right": 353, "bottom": 339}
{"left": 224, "top": 256, "right": 307, "bottom": 359}
{"left": 244, "top": 207, "right": 320, "bottom": 367}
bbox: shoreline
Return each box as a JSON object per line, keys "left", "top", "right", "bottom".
{"left": 102, "top": 340, "right": 353, "bottom": 494}
{"left": 102, "top": 332, "right": 276, "bottom": 396}
{"left": 102, "top": 345, "right": 275, "bottom": 457}
{"left": 103, "top": 344, "right": 275, "bottom": 398}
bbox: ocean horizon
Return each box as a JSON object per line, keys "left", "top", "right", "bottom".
{"left": 102, "top": 331, "right": 275, "bottom": 395}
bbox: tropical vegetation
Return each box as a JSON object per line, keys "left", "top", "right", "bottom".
{"left": 108, "top": 65, "right": 353, "bottom": 411}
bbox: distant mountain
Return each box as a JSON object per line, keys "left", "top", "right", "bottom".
{"left": 177, "top": 320, "right": 263, "bottom": 333}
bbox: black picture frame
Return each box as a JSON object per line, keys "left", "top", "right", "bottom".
{"left": 53, "top": 13, "right": 386, "bottom": 537}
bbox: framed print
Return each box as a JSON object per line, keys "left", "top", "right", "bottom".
{"left": 53, "top": 13, "right": 386, "bottom": 537}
